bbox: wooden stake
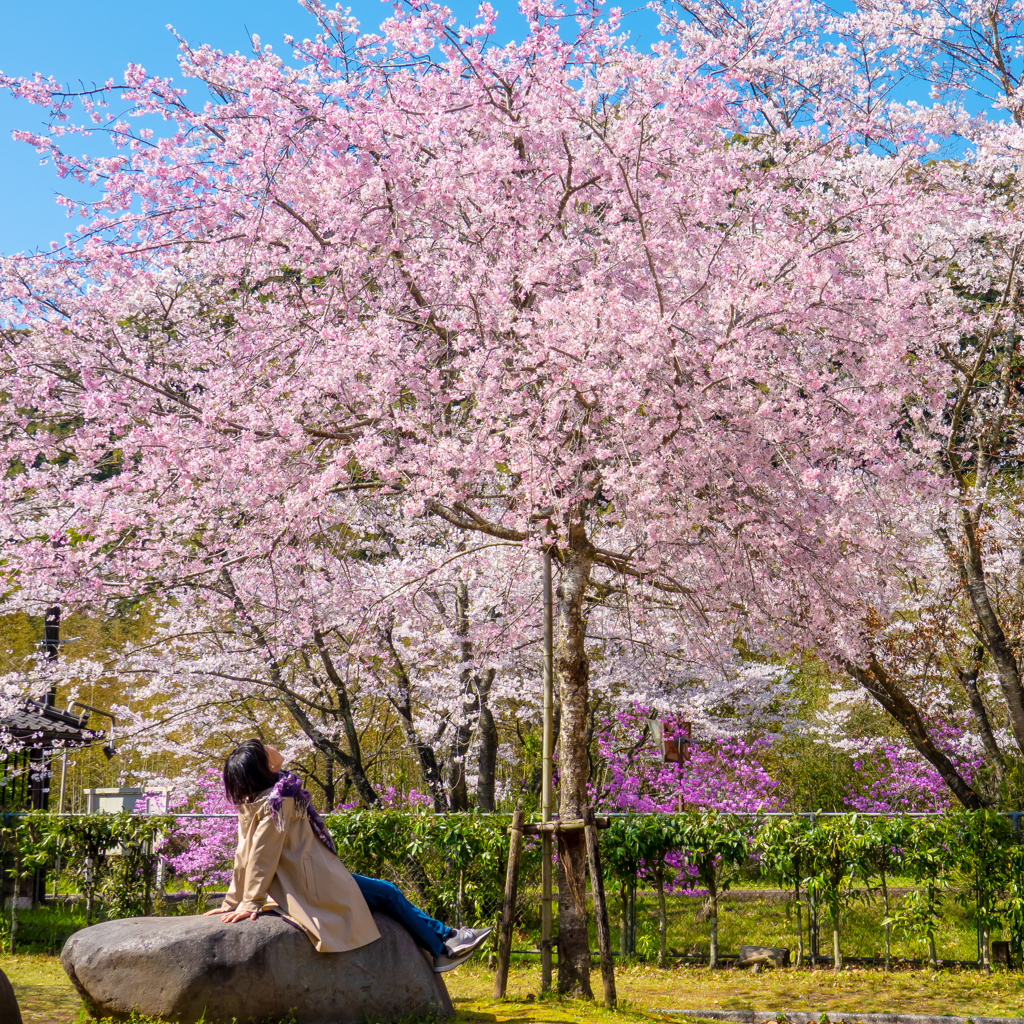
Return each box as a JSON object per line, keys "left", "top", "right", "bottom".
{"left": 584, "top": 806, "right": 616, "bottom": 1009}
{"left": 494, "top": 802, "right": 526, "bottom": 999}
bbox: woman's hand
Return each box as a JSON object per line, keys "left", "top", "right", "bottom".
{"left": 219, "top": 909, "right": 259, "bottom": 923}
{"left": 203, "top": 907, "right": 229, "bottom": 916}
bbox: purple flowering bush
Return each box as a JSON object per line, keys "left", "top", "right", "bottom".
{"left": 844, "top": 720, "right": 984, "bottom": 813}
{"left": 368, "top": 785, "right": 434, "bottom": 810}
{"left": 592, "top": 706, "right": 782, "bottom": 814}
{"left": 165, "top": 768, "right": 237, "bottom": 891}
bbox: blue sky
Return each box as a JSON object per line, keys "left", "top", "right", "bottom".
{"left": 3, "top": 0, "right": 654, "bottom": 255}
{"left": 0, "top": 0, "right": 961, "bottom": 256}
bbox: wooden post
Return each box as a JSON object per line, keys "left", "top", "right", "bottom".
{"left": 584, "top": 807, "right": 616, "bottom": 1009}
{"left": 494, "top": 802, "right": 526, "bottom": 999}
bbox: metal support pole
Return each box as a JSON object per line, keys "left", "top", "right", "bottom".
{"left": 541, "top": 545, "right": 554, "bottom": 993}
{"left": 52, "top": 748, "right": 69, "bottom": 899}
{"left": 57, "top": 748, "right": 68, "bottom": 815}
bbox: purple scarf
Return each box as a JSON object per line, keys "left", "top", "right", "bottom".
{"left": 264, "top": 771, "right": 337, "bottom": 855}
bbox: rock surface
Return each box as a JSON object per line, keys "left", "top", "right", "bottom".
{"left": 0, "top": 966, "right": 24, "bottom": 1024}
{"left": 61, "top": 910, "right": 454, "bottom": 1024}
{"left": 738, "top": 944, "right": 791, "bottom": 968}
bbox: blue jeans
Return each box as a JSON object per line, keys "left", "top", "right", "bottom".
{"left": 352, "top": 874, "right": 453, "bottom": 956}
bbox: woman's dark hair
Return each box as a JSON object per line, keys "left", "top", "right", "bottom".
{"left": 223, "top": 739, "right": 280, "bottom": 806}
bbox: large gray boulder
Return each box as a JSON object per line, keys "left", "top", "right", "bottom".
{"left": 61, "top": 911, "right": 454, "bottom": 1024}
{"left": 0, "top": 966, "right": 23, "bottom": 1024}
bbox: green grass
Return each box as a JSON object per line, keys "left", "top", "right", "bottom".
{"left": 1, "top": 882, "right": 1018, "bottom": 1023}
{"left": 5, "top": 950, "right": 1024, "bottom": 1024}
{"left": 452, "top": 960, "right": 1024, "bottom": 1018}
{"left": 6, "top": 905, "right": 89, "bottom": 956}
{"left": 569, "top": 889, "right": 989, "bottom": 965}
{"left": 2, "top": 952, "right": 81, "bottom": 1022}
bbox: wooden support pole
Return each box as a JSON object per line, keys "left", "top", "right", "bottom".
{"left": 584, "top": 807, "right": 616, "bottom": 1009}
{"left": 494, "top": 803, "right": 526, "bottom": 999}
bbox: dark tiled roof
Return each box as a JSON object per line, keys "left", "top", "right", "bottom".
{"left": 0, "top": 699, "right": 105, "bottom": 748}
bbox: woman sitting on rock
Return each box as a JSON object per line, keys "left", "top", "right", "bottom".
{"left": 206, "top": 738, "right": 490, "bottom": 972}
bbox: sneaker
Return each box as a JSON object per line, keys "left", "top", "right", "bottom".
{"left": 432, "top": 949, "right": 476, "bottom": 973}
{"left": 444, "top": 926, "right": 492, "bottom": 958}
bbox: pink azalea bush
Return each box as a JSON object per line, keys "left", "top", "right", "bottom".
{"left": 593, "top": 706, "right": 782, "bottom": 814}
{"left": 165, "top": 768, "right": 237, "bottom": 890}
{"left": 372, "top": 785, "right": 435, "bottom": 809}
{"left": 844, "top": 721, "right": 984, "bottom": 813}
{"left": 336, "top": 786, "right": 434, "bottom": 811}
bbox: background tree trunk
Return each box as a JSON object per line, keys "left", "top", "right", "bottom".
{"left": 708, "top": 874, "right": 719, "bottom": 969}
{"left": 656, "top": 864, "right": 668, "bottom": 968}
{"left": 846, "top": 657, "right": 983, "bottom": 808}
{"left": 476, "top": 673, "right": 498, "bottom": 811}
{"left": 449, "top": 581, "right": 475, "bottom": 812}
{"left": 322, "top": 750, "right": 335, "bottom": 809}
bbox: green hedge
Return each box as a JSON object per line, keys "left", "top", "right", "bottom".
{"left": 0, "top": 810, "right": 170, "bottom": 949}
{"left": 2, "top": 809, "right": 1022, "bottom": 967}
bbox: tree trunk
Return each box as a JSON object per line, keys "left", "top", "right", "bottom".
{"left": 629, "top": 877, "right": 637, "bottom": 954}
{"left": 832, "top": 906, "right": 842, "bottom": 972}
{"left": 620, "top": 882, "right": 629, "bottom": 958}
{"left": 85, "top": 856, "right": 94, "bottom": 927}
{"left": 555, "top": 522, "right": 595, "bottom": 998}
{"left": 220, "top": 571, "right": 380, "bottom": 806}
{"left": 794, "top": 894, "right": 803, "bottom": 968}
{"left": 809, "top": 892, "right": 817, "bottom": 965}
{"left": 957, "top": 659, "right": 1006, "bottom": 789}
{"left": 322, "top": 750, "right": 335, "bottom": 810}
{"left": 476, "top": 696, "right": 498, "bottom": 812}
{"left": 384, "top": 622, "right": 449, "bottom": 811}
{"left": 708, "top": 876, "right": 719, "bottom": 969}
{"left": 311, "top": 628, "right": 379, "bottom": 805}
{"left": 927, "top": 884, "right": 938, "bottom": 970}
{"left": 940, "top": 515, "right": 1024, "bottom": 756}
{"left": 979, "top": 876, "right": 991, "bottom": 975}
{"left": 10, "top": 857, "right": 19, "bottom": 953}
{"left": 448, "top": 735, "right": 471, "bottom": 811}
{"left": 449, "top": 582, "right": 475, "bottom": 812}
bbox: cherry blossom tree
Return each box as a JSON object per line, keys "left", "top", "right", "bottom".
{"left": 654, "top": 0, "right": 1024, "bottom": 807}
{"left": 103, "top": 521, "right": 540, "bottom": 811}
{"left": 0, "top": 0, "right": 999, "bottom": 993}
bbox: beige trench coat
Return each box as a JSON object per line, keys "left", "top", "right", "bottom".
{"left": 219, "top": 792, "right": 380, "bottom": 953}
